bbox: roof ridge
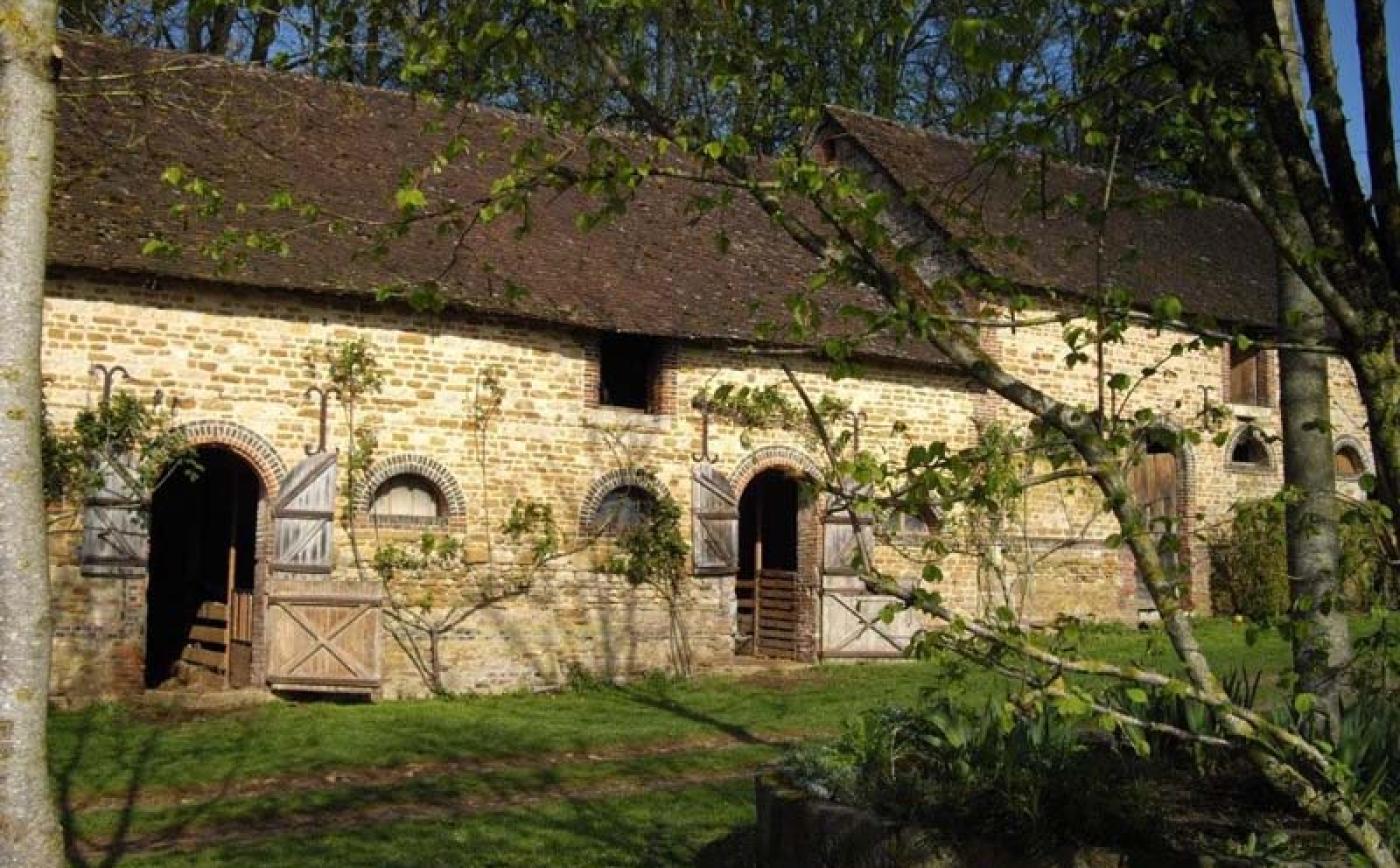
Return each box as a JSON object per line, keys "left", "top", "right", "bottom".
{"left": 823, "top": 103, "right": 1255, "bottom": 217}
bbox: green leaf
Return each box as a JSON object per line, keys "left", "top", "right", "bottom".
{"left": 1293, "top": 692, "right": 1316, "bottom": 716}
{"left": 395, "top": 186, "right": 427, "bottom": 212}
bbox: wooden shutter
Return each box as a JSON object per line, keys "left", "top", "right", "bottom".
{"left": 1229, "top": 347, "right": 1266, "bottom": 406}
{"left": 691, "top": 462, "right": 739, "bottom": 575}
{"left": 80, "top": 456, "right": 148, "bottom": 578}
{"left": 822, "top": 498, "right": 874, "bottom": 576}
{"left": 272, "top": 451, "right": 337, "bottom": 578}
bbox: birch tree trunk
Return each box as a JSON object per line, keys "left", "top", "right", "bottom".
{"left": 1279, "top": 262, "right": 1349, "bottom": 735}
{"left": 1272, "top": 0, "right": 1349, "bottom": 738}
{"left": 0, "top": 3, "right": 63, "bottom": 865}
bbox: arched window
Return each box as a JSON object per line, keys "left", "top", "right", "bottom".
{"left": 1335, "top": 444, "right": 1366, "bottom": 480}
{"left": 1227, "top": 427, "right": 1270, "bottom": 469}
{"left": 370, "top": 473, "right": 444, "bottom": 520}
{"left": 592, "top": 485, "right": 656, "bottom": 534}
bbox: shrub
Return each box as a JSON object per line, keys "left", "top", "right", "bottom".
{"left": 1208, "top": 497, "right": 1393, "bottom": 617}
{"left": 779, "top": 698, "right": 1130, "bottom": 849}
{"left": 1208, "top": 498, "right": 1289, "bottom": 619}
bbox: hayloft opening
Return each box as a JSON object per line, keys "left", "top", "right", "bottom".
{"left": 146, "top": 446, "right": 260, "bottom": 689}
{"left": 598, "top": 334, "right": 660, "bottom": 411}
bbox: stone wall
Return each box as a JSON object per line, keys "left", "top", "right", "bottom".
{"left": 40, "top": 264, "right": 1376, "bottom": 702}
{"left": 41, "top": 272, "right": 978, "bottom": 700}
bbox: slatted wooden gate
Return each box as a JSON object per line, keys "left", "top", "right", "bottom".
{"left": 1127, "top": 450, "right": 1179, "bottom": 611}
{"left": 264, "top": 452, "right": 383, "bottom": 694}
{"left": 745, "top": 569, "right": 800, "bottom": 656}
{"left": 819, "top": 506, "right": 920, "bottom": 658}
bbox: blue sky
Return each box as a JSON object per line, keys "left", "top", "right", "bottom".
{"left": 1326, "top": 0, "right": 1400, "bottom": 188}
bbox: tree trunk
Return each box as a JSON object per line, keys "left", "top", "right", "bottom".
{"left": 1273, "top": 0, "right": 1349, "bottom": 738}
{"left": 1279, "top": 261, "right": 1349, "bottom": 737}
{"left": 0, "top": 4, "right": 64, "bottom": 865}
{"left": 250, "top": 2, "right": 283, "bottom": 64}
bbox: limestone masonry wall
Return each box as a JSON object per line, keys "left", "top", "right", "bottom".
{"left": 41, "top": 272, "right": 1373, "bottom": 702}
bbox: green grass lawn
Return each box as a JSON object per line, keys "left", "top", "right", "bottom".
{"left": 52, "top": 618, "right": 1334, "bottom": 867}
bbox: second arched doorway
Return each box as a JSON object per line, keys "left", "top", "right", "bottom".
{"left": 736, "top": 468, "right": 805, "bottom": 658}
{"left": 146, "top": 445, "right": 263, "bottom": 688}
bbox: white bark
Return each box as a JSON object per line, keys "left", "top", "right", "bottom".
{"left": 0, "top": 3, "right": 63, "bottom": 865}
{"left": 1273, "top": 0, "right": 1350, "bottom": 739}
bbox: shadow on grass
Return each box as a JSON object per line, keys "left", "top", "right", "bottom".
{"left": 49, "top": 682, "right": 777, "bottom": 866}
{"left": 53, "top": 704, "right": 261, "bottom": 867}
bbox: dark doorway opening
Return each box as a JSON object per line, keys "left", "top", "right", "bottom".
{"left": 736, "top": 469, "right": 801, "bottom": 658}
{"left": 146, "top": 446, "right": 261, "bottom": 689}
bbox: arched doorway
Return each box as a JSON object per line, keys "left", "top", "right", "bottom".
{"left": 736, "top": 469, "right": 802, "bottom": 658}
{"left": 1126, "top": 433, "right": 1181, "bottom": 620}
{"left": 146, "top": 446, "right": 262, "bottom": 688}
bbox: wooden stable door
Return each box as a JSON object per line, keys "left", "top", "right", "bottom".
{"left": 1127, "top": 451, "right": 1178, "bottom": 607}
{"left": 264, "top": 452, "right": 383, "bottom": 694}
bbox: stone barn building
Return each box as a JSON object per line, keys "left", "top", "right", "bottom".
{"left": 41, "top": 37, "right": 1375, "bottom": 702}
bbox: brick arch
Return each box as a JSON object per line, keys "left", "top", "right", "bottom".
{"left": 1333, "top": 435, "right": 1373, "bottom": 478}
{"left": 729, "top": 445, "right": 822, "bottom": 497}
{"left": 357, "top": 453, "right": 467, "bottom": 517}
{"left": 1222, "top": 423, "right": 1276, "bottom": 472}
{"left": 176, "top": 419, "right": 287, "bottom": 497}
{"left": 579, "top": 468, "right": 666, "bottom": 532}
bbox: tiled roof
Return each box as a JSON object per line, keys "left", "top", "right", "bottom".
{"left": 53, "top": 36, "right": 909, "bottom": 355}
{"left": 823, "top": 106, "right": 1277, "bottom": 328}
{"left": 49, "top": 36, "right": 1274, "bottom": 369}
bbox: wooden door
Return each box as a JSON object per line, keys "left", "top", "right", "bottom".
{"left": 820, "top": 508, "right": 918, "bottom": 658}
{"left": 1128, "top": 451, "right": 1178, "bottom": 607}
{"left": 265, "top": 579, "right": 382, "bottom": 692}
{"left": 738, "top": 473, "right": 802, "bottom": 659}
{"left": 264, "top": 452, "right": 383, "bottom": 694}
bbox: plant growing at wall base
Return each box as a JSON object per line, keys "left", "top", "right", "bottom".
{"left": 609, "top": 482, "right": 693, "bottom": 676}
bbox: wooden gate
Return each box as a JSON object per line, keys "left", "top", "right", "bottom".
{"left": 1127, "top": 450, "right": 1179, "bottom": 611}
{"left": 743, "top": 569, "right": 800, "bottom": 657}
{"left": 264, "top": 452, "right": 382, "bottom": 694}
{"left": 819, "top": 507, "right": 919, "bottom": 658}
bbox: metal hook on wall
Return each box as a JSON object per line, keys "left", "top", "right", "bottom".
{"left": 692, "top": 398, "right": 718, "bottom": 464}
{"left": 90, "top": 364, "right": 129, "bottom": 407}
{"left": 305, "top": 385, "right": 342, "bottom": 455}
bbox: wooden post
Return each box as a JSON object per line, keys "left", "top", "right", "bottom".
{"left": 753, "top": 491, "right": 764, "bottom": 656}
